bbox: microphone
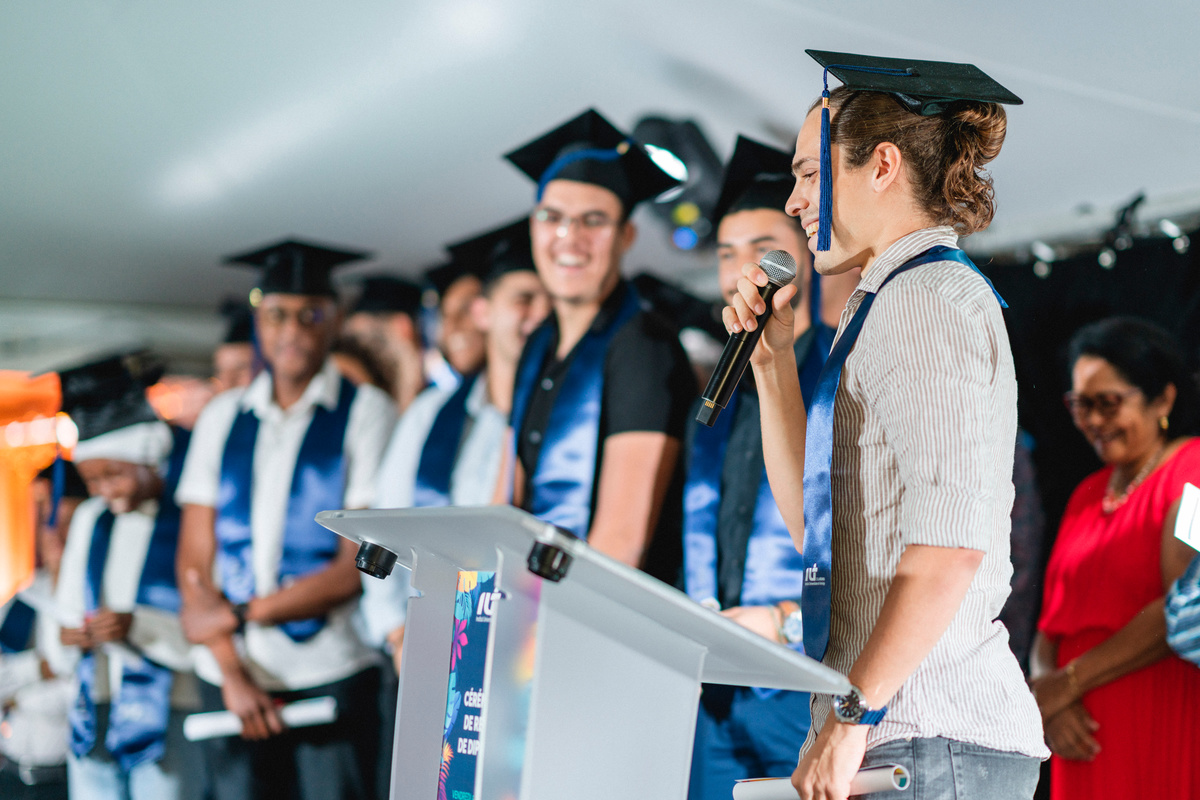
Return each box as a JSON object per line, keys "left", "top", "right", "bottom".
{"left": 695, "top": 250, "right": 797, "bottom": 427}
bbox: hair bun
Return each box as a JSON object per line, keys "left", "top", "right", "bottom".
{"left": 949, "top": 102, "right": 1006, "bottom": 166}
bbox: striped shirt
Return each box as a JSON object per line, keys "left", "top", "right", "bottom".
{"left": 808, "top": 226, "right": 1048, "bottom": 757}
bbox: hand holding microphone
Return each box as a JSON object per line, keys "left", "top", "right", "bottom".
{"left": 699, "top": 250, "right": 798, "bottom": 426}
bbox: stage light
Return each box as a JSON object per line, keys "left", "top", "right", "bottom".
{"left": 633, "top": 116, "right": 723, "bottom": 251}
{"left": 644, "top": 145, "right": 688, "bottom": 183}
{"left": 1033, "top": 261, "right": 1051, "bottom": 279}
{"left": 1098, "top": 248, "right": 1117, "bottom": 269}
{"left": 1160, "top": 219, "right": 1183, "bottom": 238}
{"left": 1031, "top": 241, "right": 1056, "bottom": 263}
{"left": 673, "top": 227, "right": 700, "bottom": 250}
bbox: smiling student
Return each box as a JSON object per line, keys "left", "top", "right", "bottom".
{"left": 499, "top": 109, "right": 696, "bottom": 583}
{"left": 725, "top": 52, "right": 1045, "bottom": 800}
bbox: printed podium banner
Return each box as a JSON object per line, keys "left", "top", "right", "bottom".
{"left": 439, "top": 571, "right": 499, "bottom": 800}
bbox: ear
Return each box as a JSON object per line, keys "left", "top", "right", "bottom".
{"left": 469, "top": 295, "right": 491, "bottom": 334}
{"left": 617, "top": 219, "right": 638, "bottom": 255}
{"left": 385, "top": 313, "right": 416, "bottom": 343}
{"left": 870, "top": 141, "right": 905, "bottom": 194}
{"left": 1157, "top": 382, "right": 1179, "bottom": 419}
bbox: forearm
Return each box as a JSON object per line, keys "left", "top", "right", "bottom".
{"left": 848, "top": 544, "right": 984, "bottom": 709}
{"left": 752, "top": 353, "right": 808, "bottom": 549}
{"left": 588, "top": 433, "right": 679, "bottom": 568}
{"left": 1072, "top": 597, "right": 1172, "bottom": 693}
{"left": 246, "top": 555, "right": 361, "bottom": 626}
{"left": 206, "top": 634, "right": 248, "bottom": 681}
{"left": 1029, "top": 631, "right": 1058, "bottom": 680}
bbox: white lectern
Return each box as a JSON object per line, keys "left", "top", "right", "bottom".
{"left": 317, "top": 507, "right": 850, "bottom": 800}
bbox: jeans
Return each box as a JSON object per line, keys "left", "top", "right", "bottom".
{"left": 859, "top": 737, "right": 1040, "bottom": 800}
{"left": 688, "top": 685, "right": 811, "bottom": 800}
{"left": 66, "top": 707, "right": 191, "bottom": 800}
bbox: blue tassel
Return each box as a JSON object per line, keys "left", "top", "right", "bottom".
{"left": 46, "top": 453, "right": 65, "bottom": 528}
{"left": 817, "top": 90, "right": 833, "bottom": 252}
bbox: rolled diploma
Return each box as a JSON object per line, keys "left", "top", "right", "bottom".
{"left": 183, "top": 696, "right": 338, "bottom": 742}
{"left": 733, "top": 764, "right": 910, "bottom": 798}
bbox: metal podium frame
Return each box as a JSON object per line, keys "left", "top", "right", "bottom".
{"left": 317, "top": 506, "right": 850, "bottom": 800}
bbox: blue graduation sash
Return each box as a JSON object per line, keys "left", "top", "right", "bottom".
{"left": 216, "top": 378, "right": 355, "bottom": 642}
{"left": 510, "top": 286, "right": 642, "bottom": 538}
{"left": 801, "top": 246, "right": 1006, "bottom": 662}
{"left": 412, "top": 374, "right": 479, "bottom": 508}
{"left": 683, "top": 326, "right": 833, "bottom": 624}
{"left": 69, "top": 427, "right": 190, "bottom": 772}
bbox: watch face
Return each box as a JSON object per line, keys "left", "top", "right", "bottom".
{"left": 834, "top": 691, "right": 862, "bottom": 723}
{"left": 782, "top": 611, "right": 804, "bottom": 643}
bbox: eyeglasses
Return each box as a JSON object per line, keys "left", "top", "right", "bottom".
{"left": 532, "top": 207, "right": 618, "bottom": 235}
{"left": 1062, "top": 389, "right": 1140, "bottom": 420}
{"left": 257, "top": 305, "right": 331, "bottom": 328}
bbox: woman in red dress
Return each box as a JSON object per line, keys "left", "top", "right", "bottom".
{"left": 1033, "top": 316, "right": 1200, "bottom": 799}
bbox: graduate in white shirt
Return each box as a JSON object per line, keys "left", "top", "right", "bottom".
{"left": 175, "top": 240, "right": 396, "bottom": 800}
{"left": 362, "top": 219, "right": 549, "bottom": 660}
{"left": 53, "top": 353, "right": 198, "bottom": 800}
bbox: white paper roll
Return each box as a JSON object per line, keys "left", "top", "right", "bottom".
{"left": 183, "top": 696, "right": 338, "bottom": 741}
{"left": 733, "top": 764, "right": 910, "bottom": 799}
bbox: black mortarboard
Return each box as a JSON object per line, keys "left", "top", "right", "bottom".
{"left": 712, "top": 135, "right": 795, "bottom": 224}
{"left": 223, "top": 238, "right": 370, "bottom": 299}
{"left": 423, "top": 259, "right": 482, "bottom": 299}
{"left": 504, "top": 108, "right": 681, "bottom": 212}
{"left": 57, "top": 353, "right": 162, "bottom": 442}
{"left": 446, "top": 218, "right": 537, "bottom": 288}
{"left": 350, "top": 275, "right": 424, "bottom": 316}
{"left": 219, "top": 297, "right": 254, "bottom": 344}
{"left": 806, "top": 50, "right": 1022, "bottom": 252}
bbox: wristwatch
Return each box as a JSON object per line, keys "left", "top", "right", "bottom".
{"left": 832, "top": 685, "right": 887, "bottom": 725}
{"left": 778, "top": 603, "right": 804, "bottom": 645}
{"left": 231, "top": 602, "right": 251, "bottom": 634}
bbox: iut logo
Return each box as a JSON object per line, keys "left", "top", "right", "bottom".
{"left": 476, "top": 590, "right": 502, "bottom": 618}
{"left": 805, "top": 564, "right": 825, "bottom": 585}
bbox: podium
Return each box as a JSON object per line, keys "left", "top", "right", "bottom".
{"left": 317, "top": 507, "right": 850, "bottom": 800}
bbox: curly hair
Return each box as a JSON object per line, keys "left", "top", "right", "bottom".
{"left": 813, "top": 88, "right": 1008, "bottom": 235}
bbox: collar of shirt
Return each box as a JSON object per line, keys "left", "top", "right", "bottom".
{"left": 464, "top": 369, "right": 492, "bottom": 417}
{"left": 834, "top": 226, "right": 959, "bottom": 337}
{"left": 542, "top": 278, "right": 633, "bottom": 354}
{"left": 237, "top": 358, "right": 343, "bottom": 422}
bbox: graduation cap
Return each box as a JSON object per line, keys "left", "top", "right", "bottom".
{"left": 219, "top": 297, "right": 254, "bottom": 344}
{"left": 446, "top": 217, "right": 537, "bottom": 289}
{"left": 57, "top": 353, "right": 163, "bottom": 443}
{"left": 349, "top": 275, "right": 424, "bottom": 317}
{"left": 223, "top": 238, "right": 370, "bottom": 299}
{"left": 711, "top": 135, "right": 795, "bottom": 225}
{"left": 504, "top": 108, "right": 681, "bottom": 212}
{"left": 423, "top": 259, "right": 482, "bottom": 300}
{"left": 805, "top": 50, "right": 1022, "bottom": 251}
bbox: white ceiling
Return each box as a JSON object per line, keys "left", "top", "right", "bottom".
{"left": 2, "top": 0, "right": 1199, "bottom": 353}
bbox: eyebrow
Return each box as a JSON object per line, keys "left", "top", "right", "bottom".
{"left": 791, "top": 156, "right": 817, "bottom": 177}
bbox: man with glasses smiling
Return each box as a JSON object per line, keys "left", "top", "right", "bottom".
{"left": 174, "top": 240, "right": 396, "bottom": 800}
{"left": 498, "top": 108, "right": 697, "bottom": 583}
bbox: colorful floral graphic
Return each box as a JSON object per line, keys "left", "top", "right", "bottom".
{"left": 438, "top": 742, "right": 454, "bottom": 800}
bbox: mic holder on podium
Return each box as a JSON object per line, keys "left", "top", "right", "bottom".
{"left": 318, "top": 507, "right": 851, "bottom": 800}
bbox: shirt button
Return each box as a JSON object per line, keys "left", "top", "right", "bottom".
{"left": 529, "top": 430, "right": 543, "bottom": 444}
{"left": 541, "top": 378, "right": 554, "bottom": 391}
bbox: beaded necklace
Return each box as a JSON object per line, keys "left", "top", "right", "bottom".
{"left": 1102, "top": 441, "right": 1166, "bottom": 514}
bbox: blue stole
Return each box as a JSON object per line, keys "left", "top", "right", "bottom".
{"left": 412, "top": 373, "right": 479, "bottom": 508}
{"left": 216, "top": 377, "right": 355, "bottom": 642}
{"left": 683, "top": 326, "right": 834, "bottom": 633}
{"left": 69, "top": 427, "right": 190, "bottom": 772}
{"left": 801, "top": 246, "right": 1006, "bottom": 661}
{"left": 510, "top": 286, "right": 642, "bottom": 538}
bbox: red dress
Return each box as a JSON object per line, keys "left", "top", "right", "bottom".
{"left": 1039, "top": 438, "right": 1200, "bottom": 800}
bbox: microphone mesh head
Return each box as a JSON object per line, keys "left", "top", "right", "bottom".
{"left": 760, "top": 250, "right": 798, "bottom": 285}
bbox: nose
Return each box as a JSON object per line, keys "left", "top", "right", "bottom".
{"left": 785, "top": 181, "right": 809, "bottom": 218}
